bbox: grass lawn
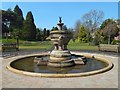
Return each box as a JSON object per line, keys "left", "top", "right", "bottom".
{"left": 20, "top": 43, "right": 52, "bottom": 50}
{"left": 1, "top": 39, "right": 98, "bottom": 51}
{"left": 68, "top": 40, "right": 98, "bottom": 51}
{"left": 0, "top": 39, "right": 2, "bottom": 43}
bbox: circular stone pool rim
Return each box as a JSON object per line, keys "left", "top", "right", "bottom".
{"left": 6, "top": 53, "right": 113, "bottom": 78}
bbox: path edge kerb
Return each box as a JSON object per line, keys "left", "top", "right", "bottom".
{"left": 6, "top": 53, "right": 113, "bottom": 78}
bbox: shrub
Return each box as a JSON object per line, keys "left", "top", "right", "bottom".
{"left": 111, "top": 40, "right": 120, "bottom": 45}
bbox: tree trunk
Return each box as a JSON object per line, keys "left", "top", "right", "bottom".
{"left": 108, "top": 35, "right": 111, "bottom": 44}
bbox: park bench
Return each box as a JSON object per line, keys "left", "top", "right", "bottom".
{"left": 98, "top": 44, "right": 120, "bottom": 53}
{"left": 2, "top": 43, "right": 19, "bottom": 52}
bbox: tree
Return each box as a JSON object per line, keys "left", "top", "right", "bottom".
{"left": 2, "top": 6, "right": 24, "bottom": 39}
{"left": 13, "top": 5, "right": 24, "bottom": 29}
{"left": 43, "top": 28, "right": 47, "bottom": 36}
{"left": 2, "top": 9, "right": 16, "bottom": 26}
{"left": 100, "top": 19, "right": 114, "bottom": 30}
{"left": 46, "top": 30, "right": 50, "bottom": 37}
{"left": 23, "top": 11, "right": 36, "bottom": 40}
{"left": 67, "top": 28, "right": 74, "bottom": 41}
{"left": 36, "top": 28, "right": 42, "bottom": 41}
{"left": 74, "top": 20, "right": 81, "bottom": 39}
{"left": 43, "top": 28, "right": 47, "bottom": 40}
{"left": 82, "top": 10, "right": 104, "bottom": 44}
{"left": 102, "top": 21, "right": 119, "bottom": 44}
{"left": 93, "top": 30, "right": 103, "bottom": 45}
{"left": 2, "top": 9, "right": 17, "bottom": 38}
{"left": 62, "top": 25, "right": 67, "bottom": 30}
{"left": 78, "top": 25, "right": 87, "bottom": 43}
{"left": 51, "top": 26, "right": 58, "bottom": 31}
{"left": 2, "top": 23, "right": 9, "bottom": 37}
{"left": 7, "top": 5, "right": 25, "bottom": 39}
{"left": 98, "top": 19, "right": 119, "bottom": 44}
{"left": 82, "top": 10, "right": 104, "bottom": 32}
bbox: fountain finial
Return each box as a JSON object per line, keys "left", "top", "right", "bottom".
{"left": 59, "top": 17, "right": 62, "bottom": 23}
{"left": 57, "top": 17, "right": 64, "bottom": 30}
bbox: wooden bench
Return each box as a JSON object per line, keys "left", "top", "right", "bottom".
{"left": 98, "top": 44, "right": 120, "bottom": 53}
{"left": 2, "top": 43, "right": 19, "bottom": 52}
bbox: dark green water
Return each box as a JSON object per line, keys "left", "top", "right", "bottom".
{"left": 11, "top": 55, "right": 108, "bottom": 74}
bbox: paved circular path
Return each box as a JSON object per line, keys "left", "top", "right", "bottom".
{"left": 2, "top": 51, "right": 118, "bottom": 88}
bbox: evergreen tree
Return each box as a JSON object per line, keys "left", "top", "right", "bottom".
{"left": 23, "top": 11, "right": 36, "bottom": 40}
{"left": 78, "top": 25, "right": 87, "bottom": 43}
{"left": 62, "top": 25, "right": 67, "bottom": 30}
{"left": 5, "top": 5, "right": 24, "bottom": 39}
{"left": 46, "top": 30, "right": 50, "bottom": 37}
{"left": 43, "top": 28, "right": 47, "bottom": 40}
{"left": 36, "top": 28, "right": 42, "bottom": 41}
{"left": 51, "top": 26, "right": 58, "bottom": 31}
{"left": 13, "top": 5, "right": 24, "bottom": 29}
{"left": 43, "top": 28, "right": 47, "bottom": 36}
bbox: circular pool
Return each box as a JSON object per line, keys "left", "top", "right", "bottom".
{"left": 7, "top": 53, "right": 113, "bottom": 78}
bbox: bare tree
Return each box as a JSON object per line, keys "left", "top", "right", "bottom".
{"left": 82, "top": 10, "right": 104, "bottom": 32}
{"left": 74, "top": 20, "right": 81, "bottom": 39}
{"left": 82, "top": 10, "right": 104, "bottom": 44}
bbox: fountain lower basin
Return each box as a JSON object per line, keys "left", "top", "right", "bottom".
{"left": 6, "top": 53, "right": 113, "bottom": 78}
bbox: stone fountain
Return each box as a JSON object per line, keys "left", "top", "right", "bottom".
{"left": 6, "top": 17, "right": 113, "bottom": 78}
{"left": 34, "top": 17, "right": 86, "bottom": 67}
{"left": 48, "top": 17, "right": 74, "bottom": 67}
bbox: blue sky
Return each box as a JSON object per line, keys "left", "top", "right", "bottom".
{"left": 2, "top": 2, "right": 118, "bottom": 29}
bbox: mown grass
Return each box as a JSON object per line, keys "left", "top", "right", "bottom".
{"left": 2, "top": 38, "right": 23, "bottom": 44}
{"left": 20, "top": 41, "right": 53, "bottom": 50}
{"left": 1, "top": 38, "right": 98, "bottom": 51}
{"left": 68, "top": 40, "right": 98, "bottom": 50}
{"left": 0, "top": 39, "right": 2, "bottom": 43}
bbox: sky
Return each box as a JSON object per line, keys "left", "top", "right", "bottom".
{"left": 2, "top": 2, "right": 118, "bottom": 29}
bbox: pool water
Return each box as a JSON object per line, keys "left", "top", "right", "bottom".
{"left": 11, "top": 55, "right": 108, "bottom": 74}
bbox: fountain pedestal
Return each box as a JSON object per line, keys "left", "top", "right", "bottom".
{"left": 48, "top": 50, "right": 75, "bottom": 67}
